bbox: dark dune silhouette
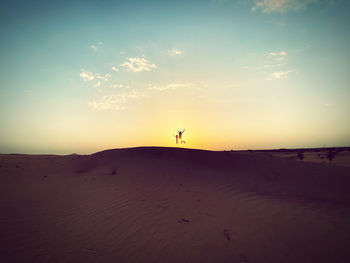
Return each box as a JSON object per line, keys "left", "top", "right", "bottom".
{"left": 1, "top": 147, "right": 350, "bottom": 263}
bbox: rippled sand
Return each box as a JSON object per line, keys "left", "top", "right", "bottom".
{"left": 1, "top": 147, "right": 350, "bottom": 263}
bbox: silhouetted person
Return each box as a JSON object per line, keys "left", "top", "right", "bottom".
{"left": 175, "top": 134, "right": 179, "bottom": 144}
{"left": 178, "top": 129, "right": 185, "bottom": 140}
{"left": 178, "top": 129, "right": 185, "bottom": 144}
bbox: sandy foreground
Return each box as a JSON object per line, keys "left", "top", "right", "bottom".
{"left": 1, "top": 147, "right": 350, "bottom": 263}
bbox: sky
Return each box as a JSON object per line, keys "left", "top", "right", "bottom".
{"left": 1, "top": 0, "right": 349, "bottom": 154}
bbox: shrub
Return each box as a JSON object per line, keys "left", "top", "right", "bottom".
{"left": 297, "top": 152, "right": 304, "bottom": 161}
{"left": 326, "top": 151, "right": 337, "bottom": 163}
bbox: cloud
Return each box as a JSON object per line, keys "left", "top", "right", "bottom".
{"left": 267, "top": 69, "right": 294, "bottom": 80}
{"left": 168, "top": 48, "right": 183, "bottom": 56}
{"left": 89, "top": 96, "right": 126, "bottom": 110}
{"left": 252, "top": 0, "right": 317, "bottom": 14}
{"left": 263, "top": 63, "right": 286, "bottom": 68}
{"left": 80, "top": 70, "right": 110, "bottom": 89}
{"left": 80, "top": 69, "right": 95, "bottom": 81}
{"left": 110, "top": 83, "right": 124, "bottom": 89}
{"left": 243, "top": 51, "right": 287, "bottom": 71}
{"left": 243, "top": 50, "right": 288, "bottom": 71}
{"left": 89, "top": 90, "right": 145, "bottom": 110}
{"left": 149, "top": 83, "right": 193, "bottom": 91}
{"left": 257, "top": 50, "right": 288, "bottom": 69}
{"left": 111, "top": 66, "right": 119, "bottom": 72}
{"left": 95, "top": 73, "right": 111, "bottom": 81}
{"left": 121, "top": 57, "right": 156, "bottom": 72}
{"left": 90, "top": 42, "right": 102, "bottom": 51}
{"left": 267, "top": 51, "right": 287, "bottom": 61}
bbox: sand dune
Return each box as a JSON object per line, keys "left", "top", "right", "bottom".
{"left": 1, "top": 147, "right": 350, "bottom": 263}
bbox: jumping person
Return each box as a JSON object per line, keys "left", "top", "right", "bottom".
{"left": 178, "top": 129, "right": 185, "bottom": 144}
{"left": 178, "top": 129, "right": 185, "bottom": 140}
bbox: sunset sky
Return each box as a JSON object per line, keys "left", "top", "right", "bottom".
{"left": 1, "top": 0, "right": 349, "bottom": 154}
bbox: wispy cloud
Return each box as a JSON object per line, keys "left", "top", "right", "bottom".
{"left": 168, "top": 48, "right": 183, "bottom": 56}
{"left": 90, "top": 45, "right": 98, "bottom": 51}
{"left": 252, "top": 0, "right": 317, "bottom": 14}
{"left": 110, "top": 83, "right": 125, "bottom": 89}
{"left": 111, "top": 66, "right": 119, "bottom": 72}
{"left": 243, "top": 50, "right": 287, "bottom": 71}
{"left": 80, "top": 69, "right": 95, "bottom": 81}
{"left": 267, "top": 51, "right": 287, "bottom": 61}
{"left": 262, "top": 63, "right": 286, "bottom": 68}
{"left": 121, "top": 57, "right": 156, "bottom": 72}
{"left": 149, "top": 83, "right": 193, "bottom": 91}
{"left": 90, "top": 42, "right": 102, "bottom": 51}
{"left": 80, "top": 69, "right": 111, "bottom": 91}
{"left": 89, "top": 90, "right": 145, "bottom": 110}
{"left": 80, "top": 69, "right": 111, "bottom": 81}
{"left": 266, "top": 69, "right": 294, "bottom": 80}
{"left": 95, "top": 73, "right": 111, "bottom": 81}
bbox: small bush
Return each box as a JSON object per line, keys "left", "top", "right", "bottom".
{"left": 111, "top": 168, "right": 118, "bottom": 175}
{"left": 297, "top": 152, "right": 304, "bottom": 161}
{"left": 326, "top": 151, "right": 337, "bottom": 163}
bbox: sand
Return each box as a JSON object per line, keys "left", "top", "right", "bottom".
{"left": 1, "top": 147, "right": 350, "bottom": 263}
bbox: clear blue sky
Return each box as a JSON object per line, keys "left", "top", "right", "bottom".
{"left": 1, "top": 0, "right": 349, "bottom": 154}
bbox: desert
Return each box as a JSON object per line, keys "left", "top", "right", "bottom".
{"left": 1, "top": 147, "right": 350, "bottom": 262}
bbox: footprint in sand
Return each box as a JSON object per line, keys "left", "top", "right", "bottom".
{"left": 178, "top": 218, "right": 190, "bottom": 223}
{"left": 223, "top": 229, "right": 231, "bottom": 241}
